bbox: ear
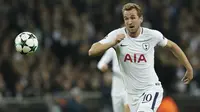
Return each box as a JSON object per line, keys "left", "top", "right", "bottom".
{"left": 140, "top": 16, "right": 143, "bottom": 23}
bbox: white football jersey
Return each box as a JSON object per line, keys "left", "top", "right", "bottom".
{"left": 97, "top": 48, "right": 125, "bottom": 96}
{"left": 99, "top": 27, "right": 168, "bottom": 95}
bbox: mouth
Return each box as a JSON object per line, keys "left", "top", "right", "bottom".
{"left": 129, "top": 26, "right": 135, "bottom": 29}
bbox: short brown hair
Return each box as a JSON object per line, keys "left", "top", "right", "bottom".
{"left": 122, "top": 3, "right": 142, "bottom": 17}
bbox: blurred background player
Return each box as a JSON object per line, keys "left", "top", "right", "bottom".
{"left": 97, "top": 48, "right": 129, "bottom": 112}
{"left": 88, "top": 3, "right": 193, "bottom": 112}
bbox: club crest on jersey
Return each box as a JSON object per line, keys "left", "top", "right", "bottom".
{"left": 142, "top": 43, "right": 150, "bottom": 51}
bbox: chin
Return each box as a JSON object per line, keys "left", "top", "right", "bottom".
{"left": 129, "top": 29, "right": 137, "bottom": 34}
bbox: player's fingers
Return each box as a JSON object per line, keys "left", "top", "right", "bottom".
{"left": 183, "top": 77, "right": 188, "bottom": 81}
{"left": 184, "top": 80, "right": 190, "bottom": 84}
{"left": 117, "top": 34, "right": 125, "bottom": 38}
{"left": 119, "top": 36, "right": 124, "bottom": 39}
{"left": 183, "top": 78, "right": 190, "bottom": 84}
{"left": 117, "top": 38, "right": 124, "bottom": 42}
{"left": 181, "top": 76, "right": 186, "bottom": 81}
{"left": 183, "top": 79, "right": 188, "bottom": 82}
{"left": 181, "top": 75, "right": 189, "bottom": 81}
{"left": 181, "top": 76, "right": 187, "bottom": 82}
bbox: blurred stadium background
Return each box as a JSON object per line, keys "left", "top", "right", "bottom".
{"left": 0, "top": 0, "right": 200, "bottom": 112}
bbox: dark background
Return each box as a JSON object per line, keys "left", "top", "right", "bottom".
{"left": 0, "top": 0, "right": 200, "bottom": 112}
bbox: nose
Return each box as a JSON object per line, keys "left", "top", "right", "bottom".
{"left": 127, "top": 19, "right": 132, "bottom": 25}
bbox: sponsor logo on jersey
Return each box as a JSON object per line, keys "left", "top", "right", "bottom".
{"left": 124, "top": 53, "right": 147, "bottom": 63}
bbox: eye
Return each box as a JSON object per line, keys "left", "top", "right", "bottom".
{"left": 131, "top": 16, "right": 136, "bottom": 19}
{"left": 124, "top": 17, "right": 128, "bottom": 20}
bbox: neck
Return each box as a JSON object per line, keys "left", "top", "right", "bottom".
{"left": 128, "top": 27, "right": 141, "bottom": 38}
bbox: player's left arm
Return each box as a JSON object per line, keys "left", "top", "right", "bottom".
{"left": 164, "top": 40, "right": 193, "bottom": 84}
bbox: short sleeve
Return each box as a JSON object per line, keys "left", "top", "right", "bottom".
{"left": 99, "top": 30, "right": 117, "bottom": 44}
{"left": 154, "top": 30, "right": 168, "bottom": 47}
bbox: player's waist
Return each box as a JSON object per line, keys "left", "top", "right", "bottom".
{"left": 121, "top": 64, "right": 155, "bottom": 74}
{"left": 125, "top": 82, "right": 162, "bottom": 95}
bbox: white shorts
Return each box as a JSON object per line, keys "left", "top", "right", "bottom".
{"left": 128, "top": 84, "right": 163, "bottom": 112}
{"left": 112, "top": 91, "right": 128, "bottom": 112}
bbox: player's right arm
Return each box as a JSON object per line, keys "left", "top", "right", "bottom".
{"left": 88, "top": 32, "right": 125, "bottom": 56}
{"left": 88, "top": 42, "right": 115, "bottom": 56}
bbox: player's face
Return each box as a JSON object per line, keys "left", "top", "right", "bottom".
{"left": 123, "top": 9, "right": 142, "bottom": 34}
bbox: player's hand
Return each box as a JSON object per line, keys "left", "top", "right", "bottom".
{"left": 182, "top": 70, "right": 193, "bottom": 84}
{"left": 112, "top": 34, "right": 125, "bottom": 45}
{"left": 101, "top": 64, "right": 109, "bottom": 72}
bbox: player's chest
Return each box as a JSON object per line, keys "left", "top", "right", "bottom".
{"left": 116, "top": 37, "right": 155, "bottom": 63}
{"left": 117, "top": 37, "right": 155, "bottom": 55}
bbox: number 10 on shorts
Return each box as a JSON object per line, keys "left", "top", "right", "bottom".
{"left": 141, "top": 92, "right": 160, "bottom": 110}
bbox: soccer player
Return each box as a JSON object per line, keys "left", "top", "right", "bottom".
{"left": 97, "top": 48, "right": 129, "bottom": 112}
{"left": 88, "top": 3, "right": 193, "bottom": 112}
